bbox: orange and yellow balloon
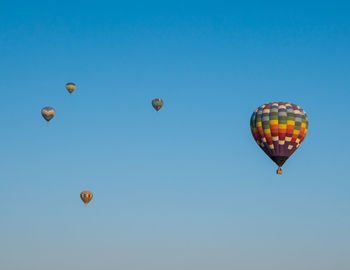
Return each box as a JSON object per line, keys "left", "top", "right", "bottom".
{"left": 80, "top": 191, "right": 93, "bottom": 206}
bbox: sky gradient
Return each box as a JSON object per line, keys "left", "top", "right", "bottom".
{"left": 1, "top": 1, "right": 349, "bottom": 269}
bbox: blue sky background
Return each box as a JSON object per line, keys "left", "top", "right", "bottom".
{"left": 0, "top": 1, "right": 349, "bottom": 269}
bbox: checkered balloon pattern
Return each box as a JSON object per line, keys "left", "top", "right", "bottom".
{"left": 250, "top": 102, "right": 309, "bottom": 167}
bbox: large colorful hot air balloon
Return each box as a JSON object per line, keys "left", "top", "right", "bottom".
{"left": 41, "top": 106, "right": 55, "bottom": 122}
{"left": 80, "top": 191, "right": 93, "bottom": 206}
{"left": 250, "top": 102, "right": 309, "bottom": 174}
{"left": 65, "top": 82, "right": 76, "bottom": 94}
{"left": 152, "top": 98, "right": 164, "bottom": 111}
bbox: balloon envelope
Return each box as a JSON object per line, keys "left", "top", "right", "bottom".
{"left": 250, "top": 102, "right": 309, "bottom": 169}
{"left": 152, "top": 98, "right": 164, "bottom": 111}
{"left": 41, "top": 106, "right": 55, "bottom": 122}
{"left": 66, "top": 82, "right": 76, "bottom": 94}
{"left": 80, "top": 191, "right": 93, "bottom": 206}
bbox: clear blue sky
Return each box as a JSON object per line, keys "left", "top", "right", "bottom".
{"left": 1, "top": 1, "right": 349, "bottom": 269}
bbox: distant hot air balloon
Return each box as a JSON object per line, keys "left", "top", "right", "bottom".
{"left": 250, "top": 102, "right": 309, "bottom": 174}
{"left": 152, "top": 98, "right": 164, "bottom": 111}
{"left": 80, "top": 191, "right": 93, "bottom": 206}
{"left": 41, "top": 106, "right": 55, "bottom": 122}
{"left": 66, "top": 82, "right": 76, "bottom": 94}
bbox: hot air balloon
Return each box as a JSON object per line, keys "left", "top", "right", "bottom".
{"left": 250, "top": 102, "right": 309, "bottom": 174}
{"left": 41, "top": 106, "right": 55, "bottom": 122}
{"left": 152, "top": 98, "right": 164, "bottom": 111}
{"left": 80, "top": 191, "right": 93, "bottom": 206}
{"left": 65, "top": 82, "right": 76, "bottom": 94}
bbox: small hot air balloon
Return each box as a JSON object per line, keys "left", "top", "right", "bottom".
{"left": 66, "top": 82, "right": 76, "bottom": 94}
{"left": 80, "top": 191, "right": 93, "bottom": 206}
{"left": 41, "top": 106, "right": 55, "bottom": 122}
{"left": 152, "top": 98, "right": 164, "bottom": 111}
{"left": 250, "top": 102, "right": 309, "bottom": 174}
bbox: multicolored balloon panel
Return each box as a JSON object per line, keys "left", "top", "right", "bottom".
{"left": 65, "top": 82, "right": 76, "bottom": 94}
{"left": 41, "top": 106, "right": 55, "bottom": 122}
{"left": 250, "top": 102, "right": 309, "bottom": 170}
{"left": 152, "top": 98, "right": 164, "bottom": 111}
{"left": 80, "top": 191, "right": 93, "bottom": 206}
